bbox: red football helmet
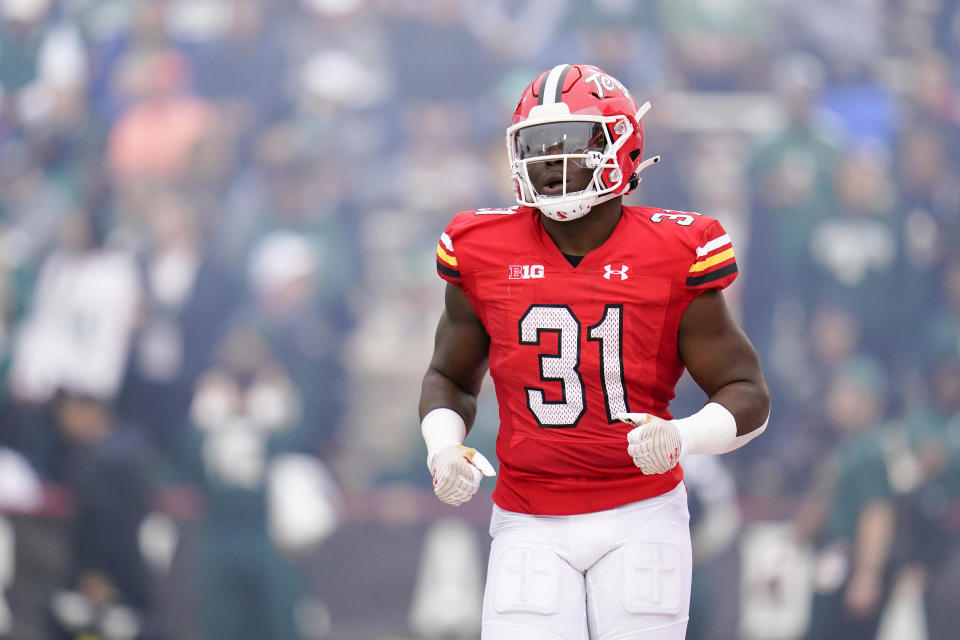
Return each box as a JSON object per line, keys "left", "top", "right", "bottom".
{"left": 506, "top": 63, "right": 658, "bottom": 221}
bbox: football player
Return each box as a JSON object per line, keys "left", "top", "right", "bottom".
{"left": 419, "top": 63, "right": 770, "bottom": 639}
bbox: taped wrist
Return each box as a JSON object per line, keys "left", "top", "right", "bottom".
{"left": 673, "top": 402, "right": 766, "bottom": 458}
{"left": 421, "top": 408, "right": 466, "bottom": 466}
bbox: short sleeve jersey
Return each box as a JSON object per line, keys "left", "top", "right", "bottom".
{"left": 435, "top": 205, "right": 738, "bottom": 515}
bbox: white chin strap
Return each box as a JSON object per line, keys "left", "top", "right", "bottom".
{"left": 537, "top": 189, "right": 618, "bottom": 222}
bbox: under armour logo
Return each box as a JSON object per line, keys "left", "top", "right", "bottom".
{"left": 603, "top": 264, "right": 629, "bottom": 280}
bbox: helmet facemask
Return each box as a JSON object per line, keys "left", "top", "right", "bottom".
{"left": 507, "top": 114, "right": 635, "bottom": 222}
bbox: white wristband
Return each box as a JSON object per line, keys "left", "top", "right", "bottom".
{"left": 674, "top": 402, "right": 767, "bottom": 458}
{"left": 421, "top": 408, "right": 466, "bottom": 460}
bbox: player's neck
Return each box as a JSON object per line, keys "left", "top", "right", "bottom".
{"left": 540, "top": 198, "right": 623, "bottom": 257}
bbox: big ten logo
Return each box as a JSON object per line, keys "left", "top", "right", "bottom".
{"left": 508, "top": 265, "right": 545, "bottom": 280}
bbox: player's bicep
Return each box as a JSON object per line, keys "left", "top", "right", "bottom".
{"left": 678, "top": 290, "right": 769, "bottom": 432}
{"left": 426, "top": 283, "right": 490, "bottom": 396}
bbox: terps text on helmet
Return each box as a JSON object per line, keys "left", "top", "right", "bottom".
{"left": 583, "top": 71, "right": 630, "bottom": 99}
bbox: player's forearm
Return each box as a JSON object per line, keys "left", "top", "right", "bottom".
{"left": 706, "top": 378, "right": 771, "bottom": 437}
{"left": 419, "top": 368, "right": 479, "bottom": 429}
{"left": 667, "top": 379, "right": 769, "bottom": 459}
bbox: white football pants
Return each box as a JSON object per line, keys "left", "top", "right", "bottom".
{"left": 481, "top": 483, "right": 691, "bottom": 640}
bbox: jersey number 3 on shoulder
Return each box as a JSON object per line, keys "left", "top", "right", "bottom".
{"left": 519, "top": 304, "right": 628, "bottom": 428}
{"left": 650, "top": 210, "right": 700, "bottom": 226}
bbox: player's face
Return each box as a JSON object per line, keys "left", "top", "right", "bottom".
{"left": 514, "top": 122, "right": 606, "bottom": 196}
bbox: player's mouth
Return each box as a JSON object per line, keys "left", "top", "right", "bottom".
{"left": 539, "top": 177, "right": 566, "bottom": 195}
{"left": 540, "top": 176, "right": 591, "bottom": 196}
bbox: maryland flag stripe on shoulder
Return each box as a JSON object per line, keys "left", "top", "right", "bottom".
{"left": 436, "top": 232, "right": 461, "bottom": 279}
{"left": 687, "top": 233, "right": 737, "bottom": 286}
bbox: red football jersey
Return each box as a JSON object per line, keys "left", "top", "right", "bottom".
{"left": 435, "top": 205, "right": 738, "bottom": 515}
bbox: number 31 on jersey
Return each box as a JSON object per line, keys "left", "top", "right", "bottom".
{"left": 519, "top": 304, "right": 628, "bottom": 428}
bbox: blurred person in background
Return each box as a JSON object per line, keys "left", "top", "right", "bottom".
{"left": 104, "top": 47, "right": 213, "bottom": 183}
{"left": 7, "top": 206, "right": 140, "bottom": 479}
{"left": 894, "top": 123, "right": 960, "bottom": 324}
{"left": 897, "top": 346, "right": 960, "bottom": 640}
{"left": 794, "top": 356, "right": 896, "bottom": 640}
{"left": 245, "top": 228, "right": 350, "bottom": 457}
{"left": 47, "top": 391, "right": 154, "bottom": 640}
{"left": 896, "top": 259, "right": 960, "bottom": 640}
{"left": 104, "top": 46, "right": 216, "bottom": 228}
{"left": 178, "top": 322, "right": 338, "bottom": 640}
{"left": 746, "top": 297, "right": 866, "bottom": 502}
{"left": 806, "top": 149, "right": 902, "bottom": 365}
{"left": 217, "top": 122, "right": 361, "bottom": 311}
{"left": 744, "top": 52, "right": 840, "bottom": 361}
{"left": 419, "top": 63, "right": 769, "bottom": 639}
{"left": 119, "top": 189, "right": 240, "bottom": 461}
{"left": 781, "top": 300, "right": 863, "bottom": 481}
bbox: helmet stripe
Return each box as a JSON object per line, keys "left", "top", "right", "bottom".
{"left": 537, "top": 64, "right": 571, "bottom": 106}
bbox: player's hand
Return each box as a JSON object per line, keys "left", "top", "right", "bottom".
{"left": 618, "top": 412, "right": 683, "bottom": 475}
{"left": 427, "top": 444, "right": 496, "bottom": 506}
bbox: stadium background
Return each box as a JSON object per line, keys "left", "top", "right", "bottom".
{"left": 0, "top": 0, "right": 958, "bottom": 638}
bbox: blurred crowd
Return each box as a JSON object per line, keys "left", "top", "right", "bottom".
{"left": 0, "top": 0, "right": 958, "bottom": 638}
